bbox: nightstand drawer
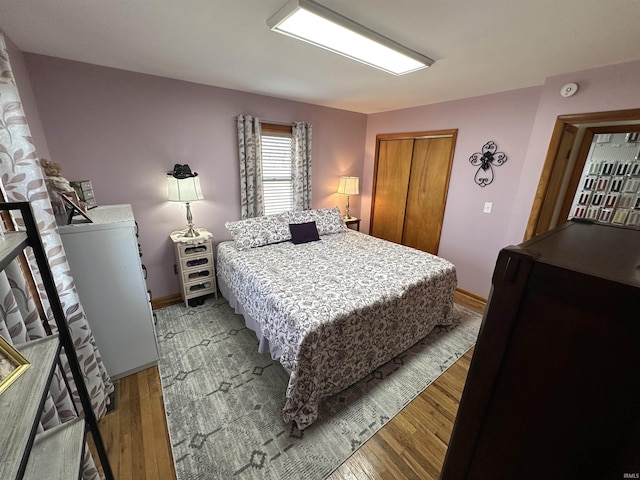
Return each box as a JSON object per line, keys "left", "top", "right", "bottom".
{"left": 178, "top": 242, "right": 212, "bottom": 258}
{"left": 182, "top": 267, "right": 213, "bottom": 285}
{"left": 184, "top": 280, "right": 216, "bottom": 298}
{"left": 180, "top": 253, "right": 213, "bottom": 271}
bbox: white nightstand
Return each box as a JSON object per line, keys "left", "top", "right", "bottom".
{"left": 170, "top": 228, "right": 217, "bottom": 307}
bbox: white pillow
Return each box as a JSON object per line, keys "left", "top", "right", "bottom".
{"left": 224, "top": 213, "right": 291, "bottom": 250}
{"left": 284, "top": 207, "right": 348, "bottom": 235}
{"left": 225, "top": 207, "right": 348, "bottom": 249}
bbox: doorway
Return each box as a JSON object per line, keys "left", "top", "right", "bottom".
{"left": 525, "top": 108, "right": 640, "bottom": 240}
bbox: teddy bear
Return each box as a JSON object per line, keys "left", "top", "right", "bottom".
{"left": 41, "top": 158, "right": 63, "bottom": 177}
{"left": 40, "top": 158, "right": 83, "bottom": 216}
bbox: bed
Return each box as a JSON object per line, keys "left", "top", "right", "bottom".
{"left": 217, "top": 207, "right": 457, "bottom": 429}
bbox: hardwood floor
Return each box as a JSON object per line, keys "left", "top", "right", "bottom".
{"left": 96, "top": 366, "right": 176, "bottom": 480}
{"left": 329, "top": 350, "right": 474, "bottom": 480}
{"left": 97, "top": 294, "right": 484, "bottom": 479}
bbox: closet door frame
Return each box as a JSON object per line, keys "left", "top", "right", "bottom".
{"left": 370, "top": 129, "right": 457, "bottom": 254}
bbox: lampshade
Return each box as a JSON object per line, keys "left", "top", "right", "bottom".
{"left": 337, "top": 176, "right": 359, "bottom": 196}
{"left": 167, "top": 175, "right": 204, "bottom": 202}
{"left": 267, "top": 0, "right": 433, "bottom": 76}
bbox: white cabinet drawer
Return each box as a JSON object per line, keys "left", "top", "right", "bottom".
{"left": 180, "top": 253, "right": 213, "bottom": 271}
{"left": 182, "top": 266, "right": 213, "bottom": 285}
{"left": 184, "top": 280, "right": 216, "bottom": 298}
{"left": 178, "top": 242, "right": 212, "bottom": 258}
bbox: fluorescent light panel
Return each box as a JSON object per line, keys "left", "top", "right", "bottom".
{"left": 268, "top": 0, "right": 433, "bottom": 75}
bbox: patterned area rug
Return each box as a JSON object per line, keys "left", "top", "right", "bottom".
{"left": 155, "top": 297, "right": 481, "bottom": 480}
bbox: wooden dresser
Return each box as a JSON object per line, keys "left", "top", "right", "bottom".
{"left": 440, "top": 220, "right": 640, "bottom": 479}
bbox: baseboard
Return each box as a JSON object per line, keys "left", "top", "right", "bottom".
{"left": 110, "top": 360, "right": 158, "bottom": 381}
{"left": 454, "top": 288, "right": 487, "bottom": 314}
{"left": 152, "top": 294, "right": 183, "bottom": 310}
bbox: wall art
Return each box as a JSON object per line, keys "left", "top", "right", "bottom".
{"left": 469, "top": 141, "right": 508, "bottom": 187}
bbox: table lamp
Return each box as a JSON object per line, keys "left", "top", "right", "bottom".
{"left": 167, "top": 164, "right": 204, "bottom": 237}
{"left": 337, "top": 176, "right": 359, "bottom": 219}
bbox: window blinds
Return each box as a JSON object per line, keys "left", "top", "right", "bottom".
{"left": 262, "top": 133, "right": 293, "bottom": 215}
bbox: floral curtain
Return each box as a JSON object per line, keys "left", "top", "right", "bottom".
{"left": 236, "top": 114, "right": 264, "bottom": 219}
{"left": 292, "top": 121, "right": 312, "bottom": 211}
{"left": 0, "top": 34, "right": 112, "bottom": 479}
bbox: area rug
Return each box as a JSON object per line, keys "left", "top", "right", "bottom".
{"left": 155, "top": 297, "right": 481, "bottom": 480}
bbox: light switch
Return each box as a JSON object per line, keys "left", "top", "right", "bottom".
{"left": 483, "top": 202, "right": 493, "bottom": 214}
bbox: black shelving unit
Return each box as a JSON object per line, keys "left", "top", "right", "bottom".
{"left": 0, "top": 202, "right": 114, "bottom": 479}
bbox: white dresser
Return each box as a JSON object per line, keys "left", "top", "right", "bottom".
{"left": 58, "top": 204, "right": 158, "bottom": 379}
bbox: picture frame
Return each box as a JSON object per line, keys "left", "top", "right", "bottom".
{"left": 626, "top": 210, "right": 640, "bottom": 228}
{"left": 60, "top": 192, "right": 93, "bottom": 224}
{"left": 586, "top": 206, "right": 600, "bottom": 220}
{"left": 617, "top": 193, "right": 635, "bottom": 209}
{"left": 604, "top": 192, "right": 619, "bottom": 209}
{"left": 611, "top": 209, "right": 630, "bottom": 226}
{"left": 598, "top": 208, "right": 613, "bottom": 224}
{"left": 0, "top": 335, "right": 30, "bottom": 396}
{"left": 583, "top": 175, "right": 597, "bottom": 190}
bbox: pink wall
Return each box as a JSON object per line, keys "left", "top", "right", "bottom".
{"left": 1, "top": 33, "right": 51, "bottom": 160}
{"left": 22, "top": 54, "right": 367, "bottom": 299}
{"left": 507, "top": 60, "right": 640, "bottom": 243}
{"left": 365, "top": 60, "right": 640, "bottom": 298}
{"left": 14, "top": 38, "right": 640, "bottom": 301}
{"left": 364, "top": 88, "right": 543, "bottom": 298}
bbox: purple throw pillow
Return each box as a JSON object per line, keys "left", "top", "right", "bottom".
{"left": 289, "top": 221, "right": 320, "bottom": 244}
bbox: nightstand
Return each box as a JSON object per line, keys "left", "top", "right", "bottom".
{"left": 345, "top": 217, "right": 361, "bottom": 231}
{"left": 170, "top": 228, "right": 217, "bottom": 307}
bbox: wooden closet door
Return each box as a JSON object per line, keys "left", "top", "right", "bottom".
{"left": 402, "top": 136, "right": 455, "bottom": 255}
{"left": 370, "top": 139, "right": 414, "bottom": 244}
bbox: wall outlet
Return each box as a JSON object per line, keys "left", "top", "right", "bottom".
{"left": 483, "top": 202, "right": 493, "bottom": 214}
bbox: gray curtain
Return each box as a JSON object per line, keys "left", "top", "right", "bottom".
{"left": 292, "top": 121, "right": 312, "bottom": 211}
{"left": 0, "top": 33, "right": 112, "bottom": 480}
{"left": 236, "top": 114, "right": 264, "bottom": 219}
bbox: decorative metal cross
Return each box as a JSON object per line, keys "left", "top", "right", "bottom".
{"left": 469, "top": 141, "right": 507, "bottom": 187}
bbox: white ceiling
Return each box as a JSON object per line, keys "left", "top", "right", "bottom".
{"left": 2, "top": 0, "right": 640, "bottom": 114}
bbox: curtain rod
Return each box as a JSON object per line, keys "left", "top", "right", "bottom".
{"left": 263, "top": 119, "right": 295, "bottom": 126}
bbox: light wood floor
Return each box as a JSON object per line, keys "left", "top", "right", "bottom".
{"left": 97, "top": 295, "right": 483, "bottom": 479}
{"left": 96, "top": 367, "right": 177, "bottom": 480}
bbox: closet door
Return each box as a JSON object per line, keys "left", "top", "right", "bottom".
{"left": 370, "top": 138, "right": 414, "bottom": 243}
{"left": 403, "top": 136, "right": 455, "bottom": 254}
{"left": 370, "top": 130, "right": 457, "bottom": 255}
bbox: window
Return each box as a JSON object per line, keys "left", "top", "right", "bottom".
{"left": 261, "top": 123, "right": 293, "bottom": 215}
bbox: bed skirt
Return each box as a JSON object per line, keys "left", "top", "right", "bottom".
{"left": 218, "top": 273, "right": 286, "bottom": 364}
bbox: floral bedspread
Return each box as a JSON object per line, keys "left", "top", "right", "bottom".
{"left": 216, "top": 230, "right": 457, "bottom": 429}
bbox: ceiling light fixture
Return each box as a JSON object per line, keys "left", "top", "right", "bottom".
{"left": 267, "top": 0, "right": 434, "bottom": 76}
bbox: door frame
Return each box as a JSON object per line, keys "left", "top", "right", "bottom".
{"left": 524, "top": 108, "right": 640, "bottom": 241}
